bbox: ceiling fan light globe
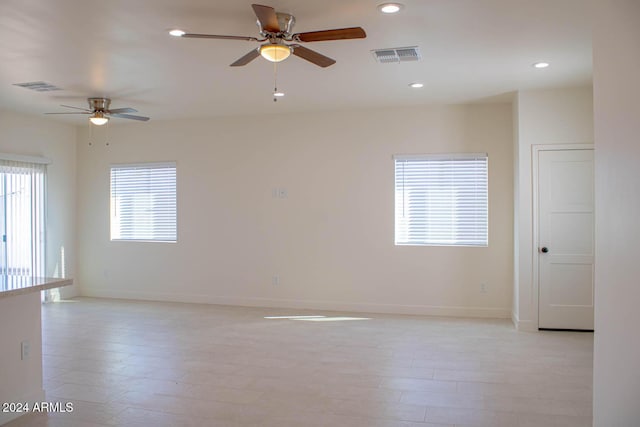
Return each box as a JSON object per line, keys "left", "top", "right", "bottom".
{"left": 89, "top": 117, "right": 109, "bottom": 126}
{"left": 260, "top": 44, "right": 291, "bottom": 62}
{"left": 89, "top": 112, "right": 109, "bottom": 126}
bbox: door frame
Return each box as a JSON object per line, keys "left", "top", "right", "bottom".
{"left": 531, "top": 144, "right": 594, "bottom": 330}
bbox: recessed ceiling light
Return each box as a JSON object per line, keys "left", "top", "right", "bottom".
{"left": 409, "top": 82, "right": 424, "bottom": 88}
{"left": 533, "top": 62, "right": 550, "bottom": 69}
{"left": 378, "top": 3, "right": 404, "bottom": 14}
{"left": 169, "top": 29, "right": 186, "bottom": 37}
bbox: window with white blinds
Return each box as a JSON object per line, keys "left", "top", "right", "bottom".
{"left": 394, "top": 154, "right": 488, "bottom": 247}
{"left": 0, "top": 158, "right": 46, "bottom": 277}
{"left": 110, "top": 163, "right": 177, "bottom": 242}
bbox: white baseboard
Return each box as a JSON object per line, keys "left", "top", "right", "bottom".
{"left": 0, "top": 389, "right": 45, "bottom": 426}
{"left": 511, "top": 310, "right": 519, "bottom": 328}
{"left": 81, "top": 287, "right": 511, "bottom": 319}
{"left": 59, "top": 284, "right": 80, "bottom": 300}
{"left": 511, "top": 311, "right": 537, "bottom": 331}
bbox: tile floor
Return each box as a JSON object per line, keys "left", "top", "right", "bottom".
{"left": 5, "top": 298, "right": 593, "bottom": 427}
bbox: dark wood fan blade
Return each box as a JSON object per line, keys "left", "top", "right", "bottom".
{"left": 110, "top": 113, "right": 150, "bottom": 122}
{"left": 182, "top": 33, "right": 259, "bottom": 41}
{"left": 108, "top": 107, "right": 137, "bottom": 114}
{"left": 291, "top": 45, "right": 336, "bottom": 68}
{"left": 44, "top": 112, "right": 90, "bottom": 115}
{"left": 60, "top": 104, "right": 91, "bottom": 112}
{"left": 294, "top": 27, "right": 366, "bottom": 42}
{"left": 252, "top": 4, "right": 280, "bottom": 33}
{"left": 230, "top": 48, "right": 261, "bottom": 66}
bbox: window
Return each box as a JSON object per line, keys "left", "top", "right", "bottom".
{"left": 0, "top": 158, "right": 46, "bottom": 276}
{"left": 110, "top": 163, "right": 177, "bottom": 242}
{"left": 394, "top": 153, "right": 488, "bottom": 247}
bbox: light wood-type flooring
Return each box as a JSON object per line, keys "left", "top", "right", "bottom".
{"left": 5, "top": 298, "right": 592, "bottom": 426}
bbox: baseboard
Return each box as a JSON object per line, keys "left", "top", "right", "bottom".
{"left": 44, "top": 283, "right": 79, "bottom": 302}
{"left": 511, "top": 312, "right": 537, "bottom": 331}
{"left": 81, "top": 287, "right": 511, "bottom": 319}
{"left": 0, "top": 389, "right": 45, "bottom": 426}
{"left": 58, "top": 284, "right": 80, "bottom": 300}
{"left": 511, "top": 310, "right": 522, "bottom": 328}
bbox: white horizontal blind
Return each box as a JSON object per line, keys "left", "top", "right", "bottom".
{"left": 110, "top": 163, "right": 177, "bottom": 242}
{"left": 395, "top": 154, "right": 488, "bottom": 246}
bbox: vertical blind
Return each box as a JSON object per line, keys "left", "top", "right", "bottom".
{"left": 110, "top": 163, "right": 177, "bottom": 242}
{"left": 395, "top": 154, "right": 488, "bottom": 246}
{"left": 0, "top": 159, "right": 46, "bottom": 277}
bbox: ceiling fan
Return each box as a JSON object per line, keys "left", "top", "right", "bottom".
{"left": 171, "top": 4, "right": 366, "bottom": 68}
{"left": 45, "top": 98, "right": 150, "bottom": 125}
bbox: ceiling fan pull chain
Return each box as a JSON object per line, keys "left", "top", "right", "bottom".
{"left": 273, "top": 61, "right": 278, "bottom": 102}
{"left": 88, "top": 120, "right": 93, "bottom": 146}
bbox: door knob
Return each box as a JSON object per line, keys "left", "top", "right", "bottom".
{"left": 541, "top": 247, "right": 549, "bottom": 253}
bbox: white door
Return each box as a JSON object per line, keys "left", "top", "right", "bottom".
{"left": 538, "top": 149, "right": 595, "bottom": 330}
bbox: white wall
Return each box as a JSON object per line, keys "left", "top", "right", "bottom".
{"left": 77, "top": 104, "right": 514, "bottom": 317}
{"left": 512, "top": 87, "right": 593, "bottom": 330}
{"left": 0, "top": 110, "right": 78, "bottom": 298}
{"left": 592, "top": 0, "right": 640, "bottom": 424}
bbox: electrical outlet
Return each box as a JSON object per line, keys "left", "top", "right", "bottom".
{"left": 21, "top": 340, "right": 30, "bottom": 360}
{"left": 272, "top": 188, "right": 287, "bottom": 198}
{"left": 272, "top": 275, "right": 280, "bottom": 286}
{"left": 480, "top": 283, "right": 487, "bottom": 293}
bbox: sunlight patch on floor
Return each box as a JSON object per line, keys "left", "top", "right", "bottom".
{"left": 264, "top": 315, "right": 371, "bottom": 322}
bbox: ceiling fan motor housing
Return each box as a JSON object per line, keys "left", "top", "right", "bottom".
{"left": 256, "top": 12, "right": 296, "bottom": 37}
{"left": 88, "top": 97, "right": 111, "bottom": 111}
{"left": 277, "top": 13, "right": 296, "bottom": 36}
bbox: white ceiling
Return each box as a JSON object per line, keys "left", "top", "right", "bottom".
{"left": 0, "top": 0, "right": 592, "bottom": 124}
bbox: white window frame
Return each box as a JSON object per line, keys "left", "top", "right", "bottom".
{"left": 110, "top": 162, "right": 177, "bottom": 243}
{"left": 394, "top": 153, "right": 488, "bottom": 247}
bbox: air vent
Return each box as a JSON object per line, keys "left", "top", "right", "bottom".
{"left": 13, "top": 81, "right": 62, "bottom": 92}
{"left": 371, "top": 46, "right": 421, "bottom": 64}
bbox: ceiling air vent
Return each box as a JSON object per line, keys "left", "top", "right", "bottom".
{"left": 371, "top": 46, "right": 421, "bottom": 64}
{"left": 13, "top": 81, "right": 62, "bottom": 92}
